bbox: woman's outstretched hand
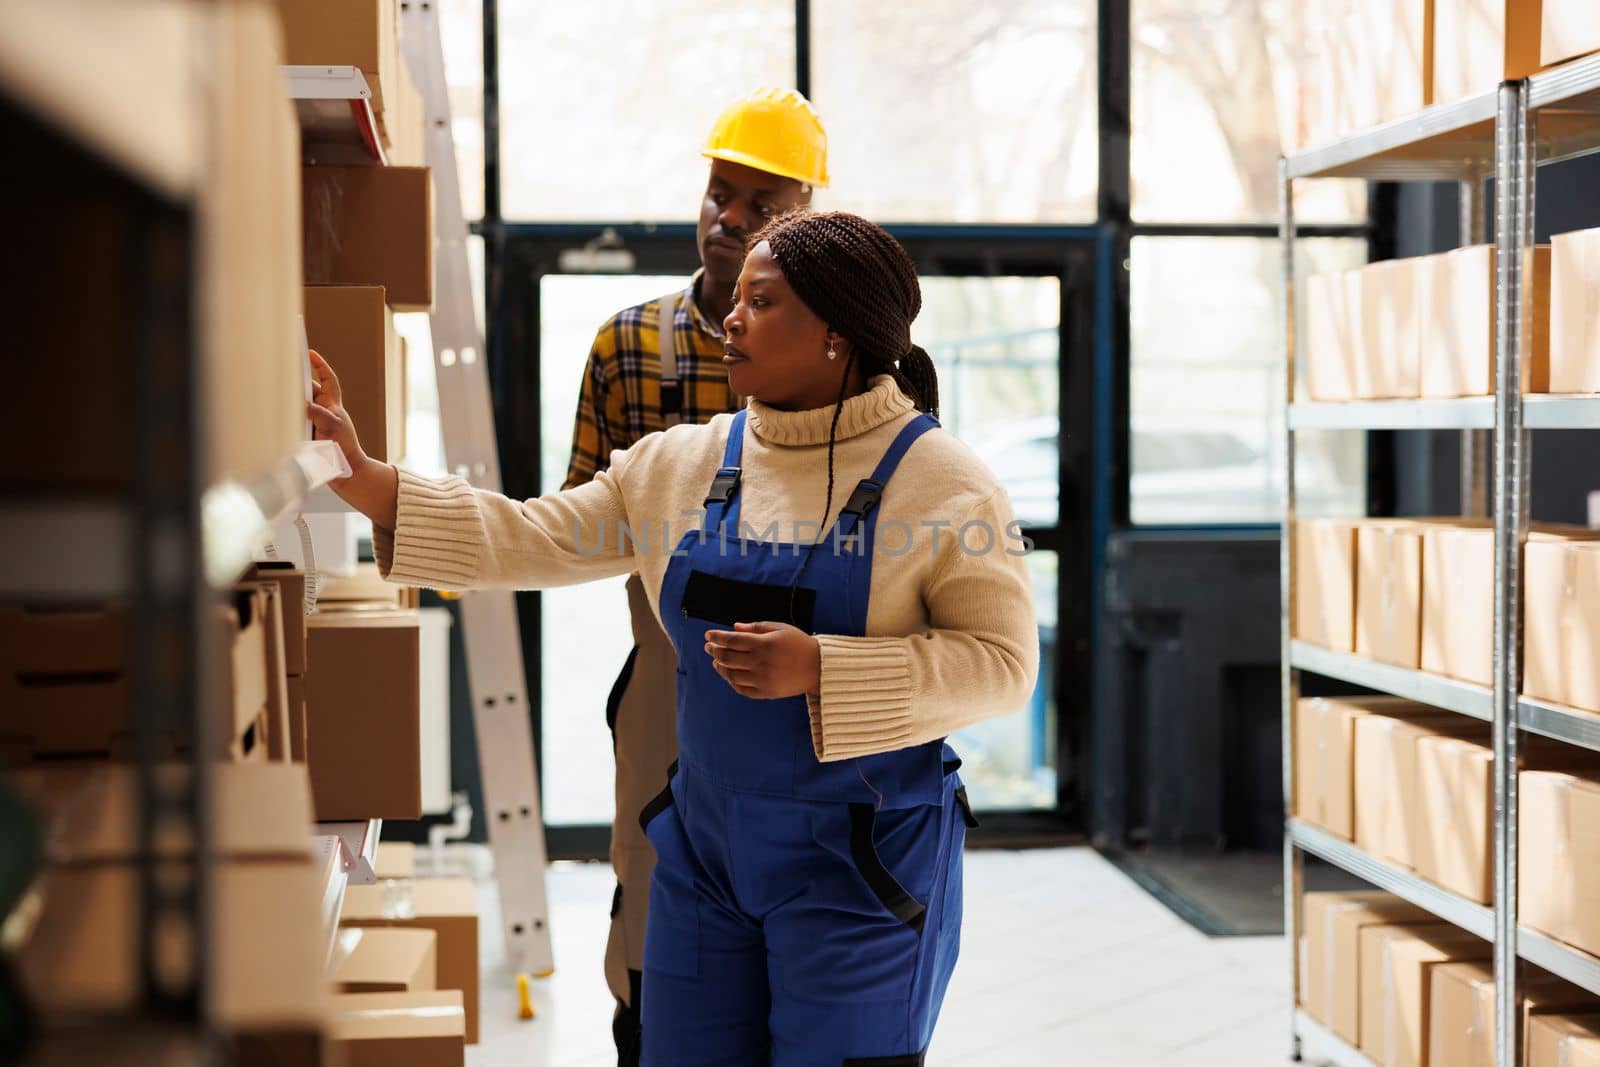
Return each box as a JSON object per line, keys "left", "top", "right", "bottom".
{"left": 705, "top": 622, "right": 822, "bottom": 700}
{"left": 306, "top": 348, "right": 400, "bottom": 531}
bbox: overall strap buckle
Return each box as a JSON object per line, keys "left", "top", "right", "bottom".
{"left": 840, "top": 479, "right": 883, "bottom": 520}
{"left": 704, "top": 467, "right": 742, "bottom": 508}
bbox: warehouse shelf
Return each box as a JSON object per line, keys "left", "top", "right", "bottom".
{"left": 1523, "top": 395, "right": 1600, "bottom": 429}
{"left": 1285, "top": 91, "right": 1498, "bottom": 182}
{"left": 1289, "top": 642, "right": 1494, "bottom": 721}
{"left": 1529, "top": 51, "right": 1600, "bottom": 117}
{"left": 320, "top": 818, "right": 384, "bottom": 887}
{"left": 1288, "top": 398, "right": 1495, "bottom": 431}
{"left": 202, "top": 439, "right": 350, "bottom": 588}
{"left": 314, "top": 832, "right": 353, "bottom": 969}
{"left": 283, "top": 65, "right": 387, "bottom": 166}
{"left": 1289, "top": 820, "right": 1496, "bottom": 940}
{"left": 1518, "top": 927, "right": 1600, "bottom": 999}
{"left": 1519, "top": 696, "right": 1600, "bottom": 754}
{"left": 1294, "top": 1010, "right": 1380, "bottom": 1067}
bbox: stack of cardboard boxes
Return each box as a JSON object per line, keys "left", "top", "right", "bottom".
{"left": 1294, "top": 519, "right": 1600, "bottom": 700}
{"left": 1300, "top": 889, "right": 1600, "bottom": 1067}
{"left": 271, "top": 1, "right": 472, "bottom": 1060}
{"left": 1302, "top": 243, "right": 1579, "bottom": 404}
{"left": 1288, "top": 0, "right": 1600, "bottom": 151}
{"left": 1296, "top": 694, "right": 1599, "bottom": 903}
{"left": 10, "top": 762, "right": 328, "bottom": 1055}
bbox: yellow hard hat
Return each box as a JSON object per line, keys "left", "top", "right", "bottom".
{"left": 702, "top": 88, "right": 830, "bottom": 188}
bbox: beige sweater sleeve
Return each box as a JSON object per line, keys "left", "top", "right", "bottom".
{"left": 374, "top": 464, "right": 638, "bottom": 590}
{"left": 806, "top": 489, "right": 1041, "bottom": 761}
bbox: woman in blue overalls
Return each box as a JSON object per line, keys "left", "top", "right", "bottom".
{"left": 309, "top": 210, "right": 1040, "bottom": 1064}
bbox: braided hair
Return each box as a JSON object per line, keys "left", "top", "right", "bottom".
{"left": 756, "top": 210, "right": 940, "bottom": 538}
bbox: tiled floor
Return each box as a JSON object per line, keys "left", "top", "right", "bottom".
{"left": 465, "top": 847, "right": 1320, "bottom": 1066}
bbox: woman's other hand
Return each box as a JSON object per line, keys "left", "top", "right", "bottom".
{"left": 705, "top": 622, "right": 822, "bottom": 700}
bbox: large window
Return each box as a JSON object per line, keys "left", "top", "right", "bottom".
{"left": 439, "top": 0, "right": 485, "bottom": 221}
{"left": 538, "top": 274, "right": 693, "bottom": 826}
{"left": 497, "top": 2, "right": 794, "bottom": 221}
{"left": 922, "top": 277, "right": 1061, "bottom": 527}
{"left": 812, "top": 0, "right": 1096, "bottom": 222}
{"left": 1128, "top": 0, "right": 1370, "bottom": 526}
{"left": 1130, "top": 0, "right": 1363, "bottom": 223}
{"left": 1129, "top": 237, "right": 1367, "bottom": 525}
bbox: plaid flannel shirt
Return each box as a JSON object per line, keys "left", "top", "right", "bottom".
{"left": 562, "top": 272, "right": 740, "bottom": 490}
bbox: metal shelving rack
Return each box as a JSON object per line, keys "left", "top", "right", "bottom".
{"left": 1281, "top": 51, "right": 1600, "bottom": 1067}
{"left": 1, "top": 8, "right": 364, "bottom": 1049}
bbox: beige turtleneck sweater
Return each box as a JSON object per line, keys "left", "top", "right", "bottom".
{"left": 375, "top": 375, "right": 1039, "bottom": 762}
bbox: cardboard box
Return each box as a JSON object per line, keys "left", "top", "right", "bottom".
{"left": 305, "top": 287, "right": 404, "bottom": 462}
{"left": 1432, "top": 962, "right": 1600, "bottom": 1067}
{"left": 1528, "top": 1013, "right": 1600, "bottom": 1067}
{"left": 1430, "top": 960, "right": 1497, "bottom": 1067}
{"left": 1423, "top": 525, "right": 1600, "bottom": 686}
{"left": 1419, "top": 245, "right": 1552, "bottom": 398}
{"left": 1357, "top": 520, "right": 1426, "bottom": 668}
{"left": 288, "top": 674, "right": 309, "bottom": 763}
{"left": 1296, "top": 696, "right": 1436, "bottom": 840}
{"left": 1543, "top": 0, "right": 1600, "bottom": 66}
{"left": 0, "top": 605, "right": 126, "bottom": 756}
{"left": 1355, "top": 258, "right": 1423, "bottom": 399}
{"left": 1360, "top": 924, "right": 1491, "bottom": 1066}
{"left": 340, "top": 879, "right": 479, "bottom": 1044}
{"left": 1549, "top": 228, "right": 1600, "bottom": 394}
{"left": 1306, "top": 269, "right": 1361, "bottom": 401}
{"left": 1300, "top": 891, "right": 1432, "bottom": 1035}
{"left": 1354, "top": 713, "right": 1489, "bottom": 868}
{"left": 302, "top": 166, "right": 434, "bottom": 311}
{"left": 332, "top": 928, "right": 437, "bottom": 994}
{"left": 9, "top": 761, "right": 315, "bottom": 863}
{"left": 276, "top": 0, "right": 399, "bottom": 119}
{"left": 0, "top": 587, "right": 272, "bottom": 759}
{"left": 1525, "top": 540, "right": 1600, "bottom": 713}
{"left": 240, "top": 580, "right": 293, "bottom": 762}
{"left": 306, "top": 609, "right": 422, "bottom": 820}
{"left": 221, "top": 586, "right": 274, "bottom": 747}
{"left": 13, "top": 762, "right": 322, "bottom": 1026}
{"left": 1434, "top": 0, "right": 1546, "bottom": 104}
{"left": 1521, "top": 770, "right": 1600, "bottom": 959}
{"left": 329, "top": 990, "right": 465, "bottom": 1067}
{"left": 20, "top": 861, "right": 327, "bottom": 1026}
{"left": 318, "top": 562, "right": 410, "bottom": 606}
{"left": 202, "top": 0, "right": 307, "bottom": 486}
{"left": 375, "top": 842, "right": 416, "bottom": 881}
{"left": 249, "top": 562, "right": 309, "bottom": 675}
{"left": 1295, "top": 519, "right": 1360, "bottom": 652}
{"left": 1413, "top": 734, "right": 1599, "bottom": 903}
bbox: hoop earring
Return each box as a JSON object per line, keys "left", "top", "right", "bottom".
{"left": 827, "top": 342, "right": 838, "bottom": 361}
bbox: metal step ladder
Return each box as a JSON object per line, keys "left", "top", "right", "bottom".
{"left": 398, "top": 0, "right": 555, "bottom": 977}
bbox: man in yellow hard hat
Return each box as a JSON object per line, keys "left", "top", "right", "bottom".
{"left": 560, "top": 87, "right": 829, "bottom": 1067}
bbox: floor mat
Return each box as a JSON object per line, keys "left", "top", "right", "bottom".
{"left": 1101, "top": 847, "right": 1366, "bottom": 937}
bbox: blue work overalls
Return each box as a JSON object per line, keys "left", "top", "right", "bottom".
{"left": 639, "top": 408, "right": 978, "bottom": 1066}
